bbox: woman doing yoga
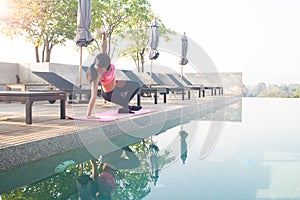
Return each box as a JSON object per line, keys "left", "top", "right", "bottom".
{"left": 86, "top": 29, "right": 141, "bottom": 117}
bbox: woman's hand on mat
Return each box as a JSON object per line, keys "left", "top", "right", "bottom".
{"left": 87, "top": 115, "right": 101, "bottom": 119}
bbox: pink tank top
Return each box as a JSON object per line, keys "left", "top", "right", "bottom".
{"left": 98, "top": 171, "right": 116, "bottom": 193}
{"left": 98, "top": 64, "right": 115, "bottom": 84}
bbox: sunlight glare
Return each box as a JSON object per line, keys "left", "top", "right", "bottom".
{"left": 0, "top": 0, "right": 7, "bottom": 17}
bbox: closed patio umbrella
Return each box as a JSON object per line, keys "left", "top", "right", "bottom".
{"left": 179, "top": 130, "right": 188, "bottom": 164}
{"left": 76, "top": 0, "right": 94, "bottom": 88}
{"left": 149, "top": 18, "right": 159, "bottom": 85}
{"left": 179, "top": 32, "right": 188, "bottom": 83}
{"left": 149, "top": 143, "right": 159, "bottom": 185}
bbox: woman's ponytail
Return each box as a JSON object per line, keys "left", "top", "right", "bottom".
{"left": 86, "top": 63, "right": 98, "bottom": 84}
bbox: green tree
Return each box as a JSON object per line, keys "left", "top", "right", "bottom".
{"left": 0, "top": 0, "right": 77, "bottom": 62}
{"left": 242, "top": 84, "right": 250, "bottom": 97}
{"left": 117, "top": 0, "right": 173, "bottom": 72}
{"left": 90, "top": 0, "right": 137, "bottom": 56}
{"left": 293, "top": 87, "right": 300, "bottom": 98}
{"left": 259, "top": 84, "right": 282, "bottom": 97}
{"left": 244, "top": 83, "right": 300, "bottom": 98}
{"left": 120, "top": 17, "right": 174, "bottom": 72}
{"left": 118, "top": 0, "right": 154, "bottom": 73}
{"left": 253, "top": 82, "right": 267, "bottom": 96}
{"left": 89, "top": 0, "right": 173, "bottom": 72}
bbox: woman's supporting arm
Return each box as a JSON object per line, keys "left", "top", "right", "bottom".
{"left": 86, "top": 78, "right": 99, "bottom": 117}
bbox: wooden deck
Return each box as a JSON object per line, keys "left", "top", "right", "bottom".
{"left": 0, "top": 99, "right": 147, "bottom": 147}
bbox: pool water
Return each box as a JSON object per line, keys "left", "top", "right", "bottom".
{"left": 1, "top": 98, "right": 300, "bottom": 200}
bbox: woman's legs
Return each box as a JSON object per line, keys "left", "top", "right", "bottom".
{"left": 115, "top": 80, "right": 140, "bottom": 103}
{"left": 111, "top": 80, "right": 140, "bottom": 112}
{"left": 102, "top": 89, "right": 128, "bottom": 109}
{"left": 101, "top": 146, "right": 140, "bottom": 170}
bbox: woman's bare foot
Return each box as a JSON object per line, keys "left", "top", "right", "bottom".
{"left": 118, "top": 108, "right": 135, "bottom": 114}
{"left": 129, "top": 105, "right": 142, "bottom": 111}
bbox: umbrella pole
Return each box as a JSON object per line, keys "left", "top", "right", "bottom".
{"left": 79, "top": 46, "right": 83, "bottom": 88}
{"left": 180, "top": 64, "right": 183, "bottom": 84}
{"left": 79, "top": 46, "right": 83, "bottom": 101}
{"left": 150, "top": 59, "right": 153, "bottom": 86}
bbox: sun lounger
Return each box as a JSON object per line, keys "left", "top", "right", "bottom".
{"left": 0, "top": 91, "right": 66, "bottom": 124}
{"left": 5, "top": 83, "right": 49, "bottom": 92}
{"left": 121, "top": 70, "right": 167, "bottom": 105}
{"left": 32, "top": 71, "right": 98, "bottom": 102}
{"left": 166, "top": 73, "right": 205, "bottom": 98}
{"left": 149, "top": 73, "right": 191, "bottom": 100}
{"left": 183, "top": 73, "right": 223, "bottom": 96}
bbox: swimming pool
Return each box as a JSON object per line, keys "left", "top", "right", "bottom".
{"left": 1, "top": 98, "right": 299, "bottom": 200}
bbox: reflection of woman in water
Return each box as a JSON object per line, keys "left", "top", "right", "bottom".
{"left": 149, "top": 143, "right": 160, "bottom": 186}
{"left": 76, "top": 174, "right": 97, "bottom": 200}
{"left": 77, "top": 146, "right": 140, "bottom": 200}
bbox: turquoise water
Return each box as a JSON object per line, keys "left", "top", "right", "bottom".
{"left": 146, "top": 98, "right": 300, "bottom": 200}
{"left": 1, "top": 98, "right": 300, "bottom": 200}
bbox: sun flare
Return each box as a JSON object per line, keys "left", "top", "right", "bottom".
{"left": 0, "top": 0, "right": 7, "bottom": 17}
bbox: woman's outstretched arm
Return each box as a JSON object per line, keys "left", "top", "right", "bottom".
{"left": 96, "top": 28, "right": 107, "bottom": 54}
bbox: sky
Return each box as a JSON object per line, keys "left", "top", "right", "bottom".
{"left": 1, "top": 0, "right": 300, "bottom": 85}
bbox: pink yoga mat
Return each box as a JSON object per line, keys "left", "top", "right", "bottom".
{"left": 67, "top": 108, "right": 154, "bottom": 122}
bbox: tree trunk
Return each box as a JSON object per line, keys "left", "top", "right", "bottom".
{"left": 35, "top": 46, "right": 40, "bottom": 63}
{"left": 42, "top": 44, "right": 46, "bottom": 62}
{"left": 137, "top": 52, "right": 140, "bottom": 72}
{"left": 141, "top": 59, "right": 145, "bottom": 73}
{"left": 46, "top": 50, "right": 51, "bottom": 62}
{"left": 107, "top": 31, "right": 112, "bottom": 57}
{"left": 45, "top": 42, "right": 52, "bottom": 62}
{"left": 39, "top": 41, "right": 53, "bottom": 62}
{"left": 140, "top": 48, "right": 145, "bottom": 73}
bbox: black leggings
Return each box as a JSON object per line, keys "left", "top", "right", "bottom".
{"left": 101, "top": 80, "right": 140, "bottom": 109}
